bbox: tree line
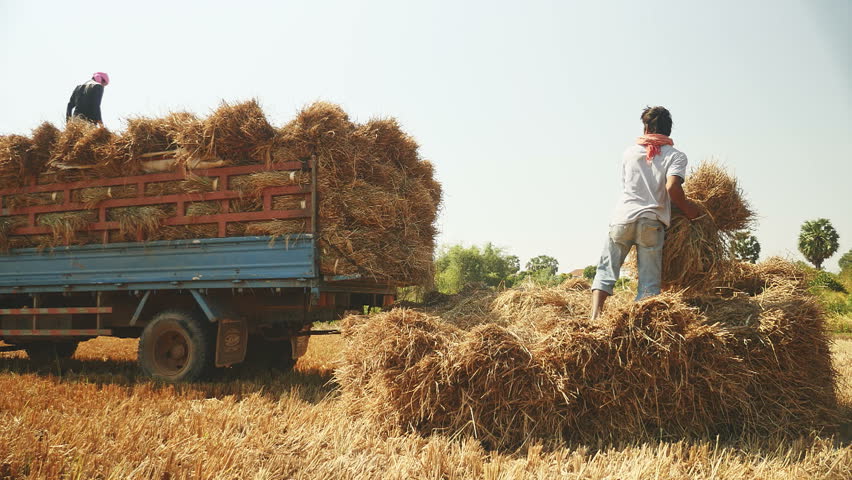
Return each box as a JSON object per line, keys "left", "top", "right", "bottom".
{"left": 435, "top": 218, "right": 850, "bottom": 295}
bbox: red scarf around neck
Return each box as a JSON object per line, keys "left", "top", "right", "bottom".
{"left": 636, "top": 134, "right": 673, "bottom": 164}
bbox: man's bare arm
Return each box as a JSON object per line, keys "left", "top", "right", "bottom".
{"left": 666, "top": 175, "right": 700, "bottom": 220}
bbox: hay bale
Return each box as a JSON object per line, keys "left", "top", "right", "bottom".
{"left": 119, "top": 112, "right": 192, "bottom": 157}
{"left": 625, "top": 161, "right": 756, "bottom": 292}
{"left": 243, "top": 220, "right": 306, "bottom": 240}
{"left": 1, "top": 101, "right": 441, "bottom": 287}
{"left": 108, "top": 205, "right": 172, "bottom": 241}
{"left": 26, "top": 122, "right": 60, "bottom": 177}
{"left": 159, "top": 224, "right": 219, "bottom": 241}
{"left": 660, "top": 208, "right": 728, "bottom": 292}
{"left": 185, "top": 201, "right": 220, "bottom": 217}
{"left": 182, "top": 174, "right": 218, "bottom": 194}
{"left": 36, "top": 210, "right": 97, "bottom": 247}
{"left": 683, "top": 160, "right": 753, "bottom": 232}
{"left": 271, "top": 195, "right": 306, "bottom": 211}
{"left": 71, "top": 185, "right": 138, "bottom": 208}
{"left": 0, "top": 135, "right": 33, "bottom": 190}
{"left": 272, "top": 101, "right": 440, "bottom": 285}
{"left": 47, "top": 119, "right": 122, "bottom": 182}
{"left": 4, "top": 191, "right": 64, "bottom": 210}
{"left": 144, "top": 180, "right": 184, "bottom": 197}
{"left": 0, "top": 216, "right": 27, "bottom": 252}
{"left": 337, "top": 275, "right": 838, "bottom": 447}
{"left": 175, "top": 100, "right": 275, "bottom": 165}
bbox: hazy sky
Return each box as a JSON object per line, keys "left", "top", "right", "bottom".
{"left": 2, "top": 0, "right": 850, "bottom": 272}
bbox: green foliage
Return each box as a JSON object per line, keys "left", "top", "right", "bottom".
{"left": 809, "top": 270, "right": 848, "bottom": 293}
{"left": 525, "top": 255, "right": 559, "bottom": 277}
{"left": 583, "top": 265, "right": 597, "bottom": 281}
{"left": 826, "top": 314, "right": 852, "bottom": 334}
{"left": 839, "top": 249, "right": 852, "bottom": 273}
{"left": 797, "top": 218, "right": 839, "bottom": 270}
{"left": 615, "top": 277, "right": 632, "bottom": 290}
{"left": 730, "top": 230, "right": 761, "bottom": 263}
{"left": 434, "top": 243, "right": 520, "bottom": 294}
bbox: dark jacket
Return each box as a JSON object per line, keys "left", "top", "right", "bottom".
{"left": 66, "top": 80, "right": 104, "bottom": 123}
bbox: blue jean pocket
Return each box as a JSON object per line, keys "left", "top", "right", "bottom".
{"left": 638, "top": 223, "right": 662, "bottom": 248}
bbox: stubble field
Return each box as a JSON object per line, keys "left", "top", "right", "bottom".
{"left": 0, "top": 334, "right": 850, "bottom": 479}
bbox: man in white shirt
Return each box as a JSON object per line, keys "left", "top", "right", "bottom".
{"left": 590, "top": 106, "right": 699, "bottom": 319}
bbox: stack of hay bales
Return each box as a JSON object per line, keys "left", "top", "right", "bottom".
{"left": 336, "top": 265, "right": 837, "bottom": 448}
{"left": 0, "top": 100, "right": 441, "bottom": 285}
{"left": 335, "top": 164, "right": 838, "bottom": 448}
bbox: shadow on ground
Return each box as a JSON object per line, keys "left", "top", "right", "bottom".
{"left": 0, "top": 354, "right": 336, "bottom": 404}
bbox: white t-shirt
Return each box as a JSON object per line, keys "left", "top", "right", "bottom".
{"left": 609, "top": 144, "right": 687, "bottom": 227}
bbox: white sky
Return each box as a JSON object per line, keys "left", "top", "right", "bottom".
{"left": 1, "top": 0, "right": 850, "bottom": 272}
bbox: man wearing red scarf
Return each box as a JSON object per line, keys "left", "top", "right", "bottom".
{"left": 590, "top": 106, "right": 699, "bottom": 319}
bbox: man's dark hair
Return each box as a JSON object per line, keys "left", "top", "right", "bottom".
{"left": 641, "top": 106, "right": 672, "bottom": 136}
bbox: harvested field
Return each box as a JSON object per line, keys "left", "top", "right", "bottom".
{"left": 0, "top": 330, "right": 849, "bottom": 479}
{"left": 0, "top": 100, "right": 441, "bottom": 286}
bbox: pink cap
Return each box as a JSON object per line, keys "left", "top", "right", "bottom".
{"left": 92, "top": 72, "right": 110, "bottom": 86}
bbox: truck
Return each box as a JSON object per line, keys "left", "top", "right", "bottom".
{"left": 0, "top": 156, "right": 396, "bottom": 381}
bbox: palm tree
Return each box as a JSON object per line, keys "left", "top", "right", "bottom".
{"left": 730, "top": 230, "right": 761, "bottom": 263}
{"left": 798, "top": 218, "right": 839, "bottom": 270}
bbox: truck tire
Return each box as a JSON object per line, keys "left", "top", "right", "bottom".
{"left": 25, "top": 341, "right": 79, "bottom": 364}
{"left": 138, "top": 310, "right": 212, "bottom": 382}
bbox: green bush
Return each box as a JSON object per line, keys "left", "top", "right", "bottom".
{"left": 826, "top": 313, "right": 852, "bottom": 334}
{"left": 809, "top": 270, "right": 848, "bottom": 293}
{"left": 825, "top": 298, "right": 851, "bottom": 316}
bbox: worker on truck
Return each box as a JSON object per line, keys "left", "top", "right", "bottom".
{"left": 66, "top": 72, "right": 109, "bottom": 126}
{"left": 589, "top": 106, "right": 700, "bottom": 319}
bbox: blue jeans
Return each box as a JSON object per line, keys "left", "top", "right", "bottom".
{"left": 591, "top": 218, "right": 665, "bottom": 300}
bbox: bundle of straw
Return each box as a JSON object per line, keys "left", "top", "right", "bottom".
{"left": 0, "top": 135, "right": 33, "bottom": 190}
{"left": 47, "top": 119, "right": 122, "bottom": 181}
{"left": 175, "top": 100, "right": 275, "bottom": 165}
{"left": 0, "top": 100, "right": 442, "bottom": 286}
{"left": 36, "top": 210, "right": 97, "bottom": 247}
{"left": 625, "top": 161, "right": 755, "bottom": 292}
{"left": 26, "top": 122, "right": 60, "bottom": 177}
{"left": 337, "top": 262, "right": 837, "bottom": 447}
{"left": 108, "top": 205, "right": 171, "bottom": 241}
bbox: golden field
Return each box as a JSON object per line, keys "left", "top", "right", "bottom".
{"left": 0, "top": 334, "right": 850, "bottom": 480}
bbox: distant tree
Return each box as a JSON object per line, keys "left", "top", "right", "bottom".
{"left": 730, "top": 231, "right": 761, "bottom": 263}
{"left": 525, "top": 255, "right": 559, "bottom": 277}
{"left": 839, "top": 249, "right": 852, "bottom": 272}
{"left": 583, "top": 265, "right": 597, "bottom": 281}
{"left": 798, "top": 218, "right": 839, "bottom": 270}
{"left": 434, "top": 243, "right": 520, "bottom": 294}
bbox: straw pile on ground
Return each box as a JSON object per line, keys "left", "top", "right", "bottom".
{"left": 0, "top": 100, "right": 441, "bottom": 285}
{"left": 336, "top": 262, "right": 838, "bottom": 448}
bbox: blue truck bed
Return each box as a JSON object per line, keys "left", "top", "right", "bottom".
{"left": 0, "top": 235, "right": 316, "bottom": 294}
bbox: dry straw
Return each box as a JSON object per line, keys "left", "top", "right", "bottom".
{"left": 0, "top": 100, "right": 441, "bottom": 286}
{"left": 0, "top": 135, "right": 33, "bottom": 190}
{"left": 109, "top": 205, "right": 171, "bottom": 241}
{"left": 36, "top": 210, "right": 97, "bottom": 247}
{"left": 624, "top": 160, "right": 755, "bottom": 293}
{"left": 336, "top": 260, "right": 837, "bottom": 448}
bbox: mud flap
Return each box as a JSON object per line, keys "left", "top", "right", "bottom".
{"left": 215, "top": 317, "right": 248, "bottom": 367}
{"left": 290, "top": 335, "right": 310, "bottom": 360}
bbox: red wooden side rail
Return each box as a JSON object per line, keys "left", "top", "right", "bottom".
{"left": 0, "top": 161, "right": 314, "bottom": 243}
